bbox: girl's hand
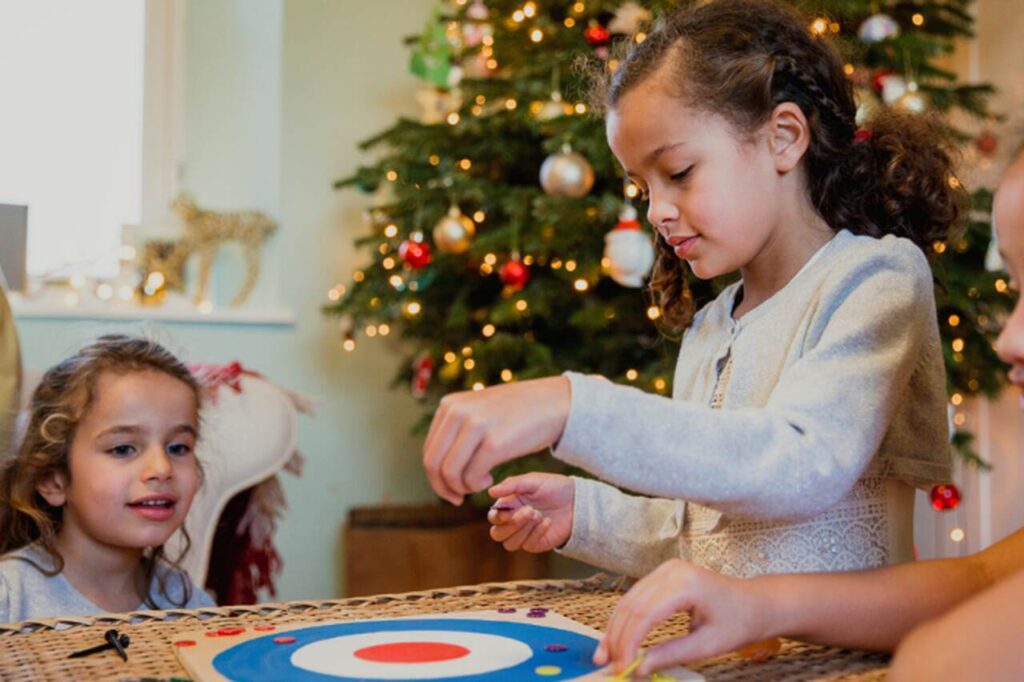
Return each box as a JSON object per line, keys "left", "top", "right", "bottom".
{"left": 594, "top": 559, "right": 770, "bottom": 675}
{"left": 422, "top": 376, "right": 571, "bottom": 505}
{"left": 487, "top": 473, "right": 575, "bottom": 553}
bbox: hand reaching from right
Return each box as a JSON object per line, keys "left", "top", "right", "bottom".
{"left": 487, "top": 473, "right": 575, "bottom": 553}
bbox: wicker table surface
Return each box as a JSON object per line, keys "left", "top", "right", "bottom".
{"left": 0, "top": 574, "right": 888, "bottom": 681}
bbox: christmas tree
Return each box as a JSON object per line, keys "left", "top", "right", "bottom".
{"left": 327, "top": 0, "right": 1009, "bottom": 482}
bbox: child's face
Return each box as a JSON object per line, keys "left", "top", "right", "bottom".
{"left": 994, "top": 155, "right": 1024, "bottom": 403}
{"left": 46, "top": 370, "right": 200, "bottom": 553}
{"left": 606, "top": 75, "right": 782, "bottom": 280}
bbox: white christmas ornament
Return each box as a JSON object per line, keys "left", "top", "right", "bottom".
{"left": 608, "top": 1, "right": 652, "bottom": 35}
{"left": 879, "top": 73, "right": 907, "bottom": 105}
{"left": 858, "top": 13, "right": 900, "bottom": 42}
{"left": 466, "top": 0, "right": 489, "bottom": 21}
{"left": 604, "top": 205, "right": 654, "bottom": 287}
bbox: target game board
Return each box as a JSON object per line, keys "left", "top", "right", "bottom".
{"left": 173, "top": 608, "right": 705, "bottom": 681}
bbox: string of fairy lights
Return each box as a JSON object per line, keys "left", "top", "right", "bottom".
{"left": 328, "top": 0, "right": 1012, "bottom": 537}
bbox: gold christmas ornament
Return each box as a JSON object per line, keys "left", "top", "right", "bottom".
{"left": 853, "top": 87, "right": 881, "bottom": 126}
{"left": 535, "top": 91, "right": 572, "bottom": 121}
{"left": 540, "top": 145, "right": 595, "bottom": 198}
{"left": 896, "top": 83, "right": 929, "bottom": 114}
{"left": 433, "top": 205, "right": 476, "bottom": 254}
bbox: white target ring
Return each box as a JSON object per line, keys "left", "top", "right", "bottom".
{"left": 290, "top": 630, "right": 534, "bottom": 679}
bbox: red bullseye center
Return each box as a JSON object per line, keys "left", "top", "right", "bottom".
{"left": 354, "top": 641, "right": 470, "bottom": 664}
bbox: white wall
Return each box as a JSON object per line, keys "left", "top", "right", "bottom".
{"left": 13, "top": 0, "right": 437, "bottom": 601}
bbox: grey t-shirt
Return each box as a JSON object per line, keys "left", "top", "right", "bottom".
{"left": 0, "top": 543, "right": 214, "bottom": 624}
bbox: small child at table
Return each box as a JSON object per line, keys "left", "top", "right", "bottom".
{"left": 0, "top": 335, "right": 213, "bottom": 623}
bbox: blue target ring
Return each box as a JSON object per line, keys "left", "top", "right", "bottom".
{"left": 211, "top": 617, "right": 602, "bottom": 681}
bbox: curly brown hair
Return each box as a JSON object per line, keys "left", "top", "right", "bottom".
{"left": 0, "top": 334, "right": 203, "bottom": 608}
{"left": 597, "top": 0, "right": 966, "bottom": 332}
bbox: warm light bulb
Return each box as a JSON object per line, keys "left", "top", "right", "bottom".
{"left": 473, "top": 382, "right": 485, "bottom": 391}
{"left": 447, "top": 112, "right": 461, "bottom": 125}
{"left": 385, "top": 170, "right": 398, "bottom": 181}
{"left": 530, "top": 29, "right": 543, "bottom": 42}
{"left": 626, "top": 369, "right": 638, "bottom": 381}
{"left": 501, "top": 369, "right": 513, "bottom": 382}
{"left": 952, "top": 338, "right": 965, "bottom": 352}
{"left": 654, "top": 378, "right": 667, "bottom": 391}
{"left": 950, "top": 527, "right": 965, "bottom": 542}
{"left": 574, "top": 279, "right": 589, "bottom": 292}
{"left": 949, "top": 314, "right": 960, "bottom": 327}
{"left": 444, "top": 351, "right": 457, "bottom": 363}
{"left": 647, "top": 306, "right": 662, "bottom": 320}
{"left": 459, "top": 158, "right": 472, "bottom": 170}
{"left": 473, "top": 210, "right": 485, "bottom": 223}
{"left": 482, "top": 324, "right": 496, "bottom": 338}
{"left": 565, "top": 260, "right": 577, "bottom": 272}
{"left": 515, "top": 299, "right": 528, "bottom": 312}
{"left": 951, "top": 393, "right": 963, "bottom": 406}
{"left": 464, "top": 359, "right": 476, "bottom": 370}
{"left": 378, "top": 324, "right": 391, "bottom": 336}
{"left": 912, "top": 13, "right": 925, "bottom": 26}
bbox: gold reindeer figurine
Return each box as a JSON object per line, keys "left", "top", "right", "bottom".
{"left": 170, "top": 194, "right": 277, "bottom": 306}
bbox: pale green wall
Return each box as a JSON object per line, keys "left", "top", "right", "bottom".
{"left": 14, "top": 0, "right": 438, "bottom": 601}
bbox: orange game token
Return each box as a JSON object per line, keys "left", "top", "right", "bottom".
{"left": 737, "top": 637, "right": 782, "bottom": 661}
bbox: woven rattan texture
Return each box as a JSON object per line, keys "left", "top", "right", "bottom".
{"left": 0, "top": 575, "right": 888, "bottom": 681}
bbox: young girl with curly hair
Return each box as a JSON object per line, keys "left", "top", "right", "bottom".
{"left": 423, "top": 0, "right": 963, "bottom": 580}
{"left": 0, "top": 335, "right": 213, "bottom": 623}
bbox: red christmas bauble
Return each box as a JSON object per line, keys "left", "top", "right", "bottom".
{"left": 871, "top": 69, "right": 893, "bottom": 95}
{"left": 930, "top": 483, "right": 961, "bottom": 511}
{"left": 584, "top": 24, "right": 611, "bottom": 47}
{"left": 976, "top": 132, "right": 999, "bottom": 156}
{"left": 499, "top": 259, "right": 530, "bottom": 291}
{"left": 399, "top": 240, "right": 432, "bottom": 269}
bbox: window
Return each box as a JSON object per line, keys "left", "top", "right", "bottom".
{"left": 0, "top": 0, "right": 180, "bottom": 282}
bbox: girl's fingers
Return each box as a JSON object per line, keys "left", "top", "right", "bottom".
{"left": 488, "top": 473, "right": 542, "bottom": 500}
{"left": 489, "top": 506, "right": 534, "bottom": 542}
{"left": 500, "top": 509, "right": 543, "bottom": 551}
{"left": 422, "top": 408, "right": 461, "bottom": 504}
{"left": 439, "top": 419, "right": 484, "bottom": 501}
{"left": 639, "top": 627, "right": 720, "bottom": 673}
{"left": 522, "top": 517, "right": 553, "bottom": 552}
